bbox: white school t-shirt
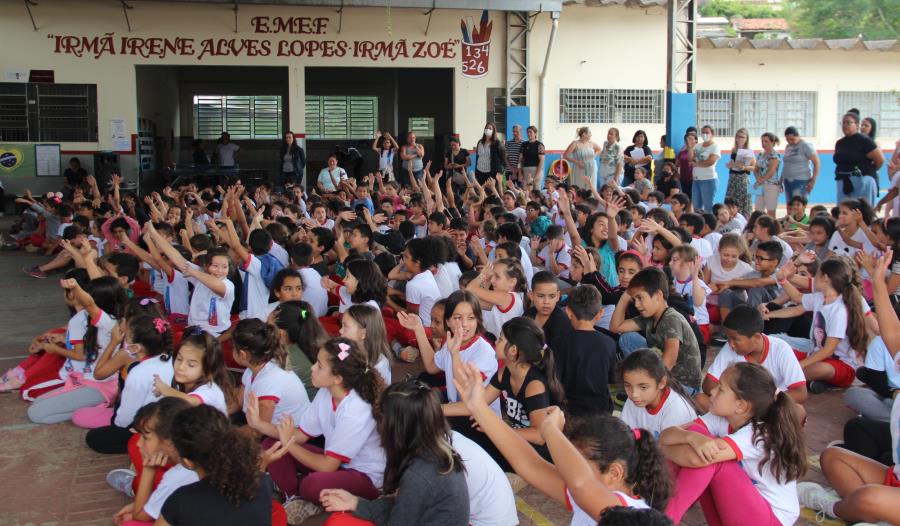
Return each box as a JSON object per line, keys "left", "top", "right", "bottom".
{"left": 270, "top": 242, "right": 289, "bottom": 268}
{"left": 828, "top": 228, "right": 876, "bottom": 259}
{"left": 706, "top": 335, "right": 806, "bottom": 393}
{"left": 434, "top": 262, "right": 462, "bottom": 298}
{"left": 566, "top": 488, "right": 649, "bottom": 526}
{"left": 143, "top": 464, "right": 200, "bottom": 519}
{"left": 690, "top": 237, "right": 713, "bottom": 265}
{"left": 450, "top": 431, "right": 519, "bottom": 526}
{"left": 673, "top": 277, "right": 712, "bottom": 325}
{"left": 115, "top": 356, "right": 175, "bottom": 428}
{"left": 146, "top": 263, "right": 167, "bottom": 297}
{"left": 374, "top": 355, "right": 392, "bottom": 386}
{"left": 801, "top": 292, "right": 865, "bottom": 368}
{"left": 298, "top": 267, "right": 329, "bottom": 317}
{"left": 337, "top": 285, "right": 380, "bottom": 315}
{"left": 483, "top": 292, "right": 525, "bottom": 339}
{"left": 434, "top": 335, "right": 500, "bottom": 414}
{"left": 698, "top": 413, "right": 800, "bottom": 526}
{"left": 58, "top": 310, "right": 88, "bottom": 382}
{"left": 620, "top": 387, "right": 697, "bottom": 438}
{"left": 239, "top": 255, "right": 272, "bottom": 322}
{"left": 406, "top": 271, "right": 441, "bottom": 326}
{"left": 537, "top": 244, "right": 572, "bottom": 279}
{"left": 186, "top": 264, "right": 235, "bottom": 337}
{"left": 61, "top": 310, "right": 118, "bottom": 383}
{"left": 518, "top": 246, "right": 535, "bottom": 288}
{"left": 241, "top": 360, "right": 310, "bottom": 424}
{"left": 297, "top": 389, "right": 386, "bottom": 488}
{"left": 707, "top": 254, "right": 753, "bottom": 284}
{"left": 164, "top": 269, "right": 191, "bottom": 317}
{"left": 189, "top": 382, "right": 228, "bottom": 415}
{"left": 704, "top": 232, "right": 723, "bottom": 254}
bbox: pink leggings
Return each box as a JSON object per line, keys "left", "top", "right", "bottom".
{"left": 665, "top": 424, "right": 780, "bottom": 526}
{"left": 263, "top": 439, "right": 380, "bottom": 503}
{"left": 121, "top": 521, "right": 152, "bottom": 526}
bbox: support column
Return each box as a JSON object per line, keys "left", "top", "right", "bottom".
{"left": 666, "top": 0, "right": 697, "bottom": 154}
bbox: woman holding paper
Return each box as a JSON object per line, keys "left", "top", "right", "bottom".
{"left": 753, "top": 132, "right": 783, "bottom": 218}
{"left": 725, "top": 128, "right": 755, "bottom": 217}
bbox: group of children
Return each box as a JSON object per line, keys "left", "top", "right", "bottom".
{"left": 2, "top": 153, "right": 900, "bottom": 526}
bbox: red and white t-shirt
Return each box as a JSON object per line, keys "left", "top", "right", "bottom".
{"left": 186, "top": 264, "right": 235, "bottom": 337}
{"left": 483, "top": 292, "right": 524, "bottom": 339}
{"left": 537, "top": 244, "right": 572, "bottom": 279}
{"left": 164, "top": 269, "right": 191, "bottom": 317}
{"left": 239, "top": 255, "right": 273, "bottom": 322}
{"left": 241, "top": 360, "right": 311, "bottom": 424}
{"left": 706, "top": 335, "right": 806, "bottom": 393}
{"left": 673, "top": 277, "right": 712, "bottom": 326}
{"left": 450, "top": 431, "right": 518, "bottom": 526}
{"left": 143, "top": 464, "right": 199, "bottom": 519}
{"left": 296, "top": 389, "right": 386, "bottom": 488}
{"left": 434, "top": 335, "right": 500, "bottom": 414}
{"left": 565, "top": 488, "right": 649, "bottom": 526}
{"left": 58, "top": 310, "right": 88, "bottom": 382}
{"left": 189, "top": 382, "right": 227, "bottom": 415}
{"left": 406, "top": 270, "right": 441, "bottom": 325}
{"left": 620, "top": 387, "right": 697, "bottom": 438}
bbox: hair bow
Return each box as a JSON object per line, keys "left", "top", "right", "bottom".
{"left": 46, "top": 191, "right": 63, "bottom": 205}
{"left": 633, "top": 428, "right": 642, "bottom": 440}
{"left": 139, "top": 297, "right": 159, "bottom": 306}
{"left": 337, "top": 342, "right": 351, "bottom": 361}
{"left": 300, "top": 309, "right": 308, "bottom": 320}
{"left": 153, "top": 317, "right": 169, "bottom": 334}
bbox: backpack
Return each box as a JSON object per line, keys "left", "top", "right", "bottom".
{"left": 258, "top": 252, "right": 285, "bottom": 289}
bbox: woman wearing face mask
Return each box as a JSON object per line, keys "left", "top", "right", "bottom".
{"left": 688, "top": 125, "right": 721, "bottom": 213}
{"left": 834, "top": 109, "right": 884, "bottom": 204}
{"left": 565, "top": 127, "right": 603, "bottom": 189}
{"left": 474, "top": 122, "right": 507, "bottom": 185}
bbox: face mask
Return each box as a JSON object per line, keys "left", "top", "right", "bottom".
{"left": 702, "top": 133, "right": 712, "bottom": 142}
{"left": 484, "top": 129, "right": 493, "bottom": 137}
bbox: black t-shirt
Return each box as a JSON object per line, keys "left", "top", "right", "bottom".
{"left": 655, "top": 176, "right": 682, "bottom": 198}
{"left": 552, "top": 329, "right": 617, "bottom": 416}
{"left": 161, "top": 473, "right": 274, "bottom": 526}
{"left": 445, "top": 149, "right": 470, "bottom": 184}
{"left": 520, "top": 140, "right": 545, "bottom": 168}
{"left": 834, "top": 133, "right": 878, "bottom": 176}
{"left": 490, "top": 366, "right": 553, "bottom": 428}
{"left": 64, "top": 167, "right": 87, "bottom": 186}
{"left": 524, "top": 305, "right": 573, "bottom": 351}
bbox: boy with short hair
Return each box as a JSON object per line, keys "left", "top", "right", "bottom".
{"left": 678, "top": 212, "right": 712, "bottom": 264}
{"left": 723, "top": 197, "right": 747, "bottom": 230}
{"left": 610, "top": 267, "right": 702, "bottom": 393}
{"left": 532, "top": 224, "right": 572, "bottom": 279}
{"left": 289, "top": 242, "right": 329, "bottom": 317}
{"left": 713, "top": 240, "right": 783, "bottom": 322}
{"left": 553, "top": 284, "right": 617, "bottom": 416}
{"left": 780, "top": 195, "right": 810, "bottom": 232}
{"left": 670, "top": 193, "right": 691, "bottom": 221}
{"left": 697, "top": 305, "right": 807, "bottom": 412}
{"left": 525, "top": 271, "right": 574, "bottom": 348}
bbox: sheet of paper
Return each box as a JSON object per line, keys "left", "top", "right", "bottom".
{"left": 35, "top": 144, "right": 60, "bottom": 177}
{"left": 110, "top": 119, "right": 130, "bottom": 151}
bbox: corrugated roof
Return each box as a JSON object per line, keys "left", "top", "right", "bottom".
{"left": 698, "top": 37, "right": 900, "bottom": 52}
{"left": 568, "top": 0, "right": 667, "bottom": 7}
{"left": 733, "top": 18, "right": 789, "bottom": 31}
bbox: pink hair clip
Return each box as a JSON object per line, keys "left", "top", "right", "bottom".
{"left": 153, "top": 317, "right": 169, "bottom": 334}
{"left": 633, "top": 428, "right": 642, "bottom": 440}
{"left": 337, "top": 342, "right": 351, "bottom": 361}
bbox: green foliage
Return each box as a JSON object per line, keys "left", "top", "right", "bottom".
{"left": 786, "top": 0, "right": 900, "bottom": 40}
{"left": 700, "top": 0, "right": 780, "bottom": 19}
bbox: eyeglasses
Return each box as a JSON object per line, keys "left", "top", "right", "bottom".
{"left": 754, "top": 255, "right": 776, "bottom": 262}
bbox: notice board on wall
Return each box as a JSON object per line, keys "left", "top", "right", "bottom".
{"left": 35, "top": 144, "right": 61, "bottom": 177}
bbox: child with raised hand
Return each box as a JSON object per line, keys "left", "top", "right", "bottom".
{"left": 619, "top": 349, "right": 697, "bottom": 438}
{"left": 152, "top": 327, "right": 233, "bottom": 414}
{"left": 271, "top": 300, "right": 327, "bottom": 401}
{"left": 234, "top": 318, "right": 310, "bottom": 437}
{"left": 466, "top": 258, "right": 527, "bottom": 339}
{"left": 660, "top": 363, "right": 808, "bottom": 526}
{"left": 442, "top": 317, "right": 565, "bottom": 471}
{"left": 27, "top": 276, "right": 128, "bottom": 424}
{"left": 767, "top": 257, "right": 872, "bottom": 393}
{"left": 698, "top": 306, "right": 807, "bottom": 415}
{"left": 146, "top": 222, "right": 235, "bottom": 337}
{"left": 669, "top": 244, "right": 712, "bottom": 344}
{"left": 453, "top": 361, "right": 670, "bottom": 524}
{"left": 319, "top": 379, "right": 470, "bottom": 526}
{"left": 397, "top": 290, "right": 499, "bottom": 412}
{"left": 111, "top": 397, "right": 194, "bottom": 524}
{"left": 339, "top": 304, "right": 393, "bottom": 385}
{"left": 85, "top": 314, "right": 174, "bottom": 456}
{"left": 261, "top": 338, "right": 385, "bottom": 518}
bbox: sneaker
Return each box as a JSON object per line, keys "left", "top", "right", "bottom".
{"left": 797, "top": 481, "right": 839, "bottom": 522}
{"left": 106, "top": 468, "right": 136, "bottom": 497}
{"left": 808, "top": 380, "right": 829, "bottom": 394}
{"left": 23, "top": 266, "right": 46, "bottom": 279}
{"left": 283, "top": 498, "right": 323, "bottom": 525}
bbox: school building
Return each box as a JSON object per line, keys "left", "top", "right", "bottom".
{"left": 1, "top": 0, "right": 898, "bottom": 203}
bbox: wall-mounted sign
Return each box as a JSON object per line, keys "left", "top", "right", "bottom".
{"left": 460, "top": 10, "right": 492, "bottom": 78}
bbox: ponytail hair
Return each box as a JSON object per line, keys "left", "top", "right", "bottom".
{"left": 176, "top": 326, "right": 234, "bottom": 402}
{"left": 723, "top": 363, "right": 807, "bottom": 483}
{"left": 127, "top": 315, "right": 174, "bottom": 359}
{"left": 499, "top": 317, "right": 564, "bottom": 405}
{"left": 83, "top": 276, "right": 129, "bottom": 364}
{"left": 819, "top": 257, "right": 869, "bottom": 359}
{"left": 320, "top": 337, "right": 384, "bottom": 409}
{"left": 274, "top": 300, "right": 327, "bottom": 363}
{"left": 618, "top": 349, "right": 698, "bottom": 413}
{"left": 170, "top": 405, "right": 261, "bottom": 506}
{"left": 232, "top": 318, "right": 286, "bottom": 368}
{"left": 495, "top": 258, "right": 528, "bottom": 294}
{"left": 344, "top": 304, "right": 393, "bottom": 370}
{"left": 567, "top": 414, "right": 671, "bottom": 510}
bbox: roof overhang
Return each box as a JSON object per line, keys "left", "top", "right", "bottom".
{"left": 130, "top": 0, "right": 563, "bottom": 12}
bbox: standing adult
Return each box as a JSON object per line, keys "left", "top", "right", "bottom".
{"left": 689, "top": 125, "right": 721, "bottom": 213}
{"left": 677, "top": 127, "right": 698, "bottom": 200}
{"left": 861, "top": 117, "right": 878, "bottom": 141}
{"left": 400, "top": 132, "right": 425, "bottom": 185}
{"left": 506, "top": 125, "right": 524, "bottom": 185}
{"left": 597, "top": 128, "right": 624, "bottom": 191}
{"left": 623, "top": 130, "right": 653, "bottom": 188}
{"left": 782, "top": 126, "right": 820, "bottom": 199}
{"left": 725, "top": 128, "right": 755, "bottom": 218}
{"left": 215, "top": 132, "right": 240, "bottom": 167}
{"left": 444, "top": 137, "right": 471, "bottom": 196}
{"left": 372, "top": 131, "right": 399, "bottom": 181}
{"left": 753, "top": 132, "right": 782, "bottom": 218}
{"left": 316, "top": 155, "right": 348, "bottom": 195}
{"left": 834, "top": 111, "right": 884, "bottom": 204}
{"left": 519, "top": 125, "right": 545, "bottom": 189}
{"left": 564, "top": 127, "right": 602, "bottom": 188}
{"left": 474, "top": 122, "right": 506, "bottom": 185}
{"left": 278, "top": 131, "right": 305, "bottom": 187}
{"left": 191, "top": 140, "right": 210, "bottom": 166}
{"left": 63, "top": 157, "right": 87, "bottom": 198}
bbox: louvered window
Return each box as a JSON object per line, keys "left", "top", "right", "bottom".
{"left": 0, "top": 82, "right": 98, "bottom": 142}
{"left": 193, "top": 95, "right": 282, "bottom": 140}
{"left": 305, "top": 96, "right": 378, "bottom": 140}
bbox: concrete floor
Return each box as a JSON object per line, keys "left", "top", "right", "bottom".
{"left": 0, "top": 232, "right": 853, "bottom": 526}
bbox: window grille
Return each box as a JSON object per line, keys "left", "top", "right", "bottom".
{"left": 0, "top": 82, "right": 98, "bottom": 142}
{"left": 837, "top": 92, "right": 900, "bottom": 138}
{"left": 559, "top": 89, "right": 664, "bottom": 124}
{"left": 193, "top": 95, "right": 282, "bottom": 140}
{"left": 697, "top": 91, "right": 816, "bottom": 138}
{"left": 305, "top": 96, "right": 377, "bottom": 140}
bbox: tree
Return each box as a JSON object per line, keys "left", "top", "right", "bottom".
{"left": 787, "top": 0, "right": 900, "bottom": 40}
{"left": 700, "top": 0, "right": 780, "bottom": 19}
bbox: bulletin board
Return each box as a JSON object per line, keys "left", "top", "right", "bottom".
{"left": 35, "top": 144, "right": 61, "bottom": 177}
